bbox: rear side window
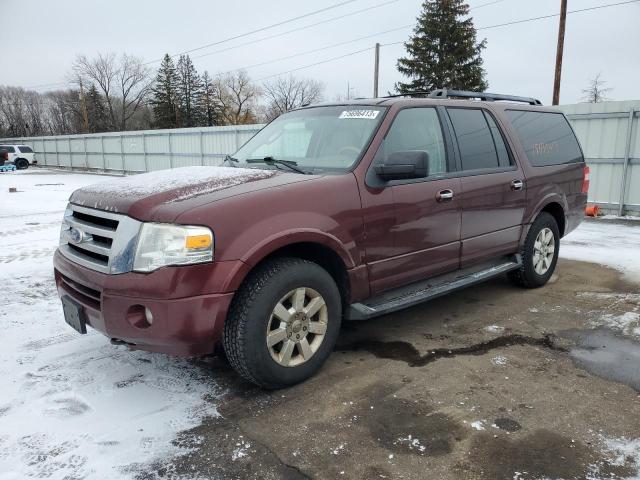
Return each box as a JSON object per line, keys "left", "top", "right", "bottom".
{"left": 0, "top": 146, "right": 15, "bottom": 153}
{"left": 505, "top": 110, "right": 583, "bottom": 166}
{"left": 18, "top": 146, "right": 33, "bottom": 153}
{"left": 447, "top": 108, "right": 508, "bottom": 171}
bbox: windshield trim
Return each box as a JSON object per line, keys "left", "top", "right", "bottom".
{"left": 233, "top": 105, "right": 390, "bottom": 174}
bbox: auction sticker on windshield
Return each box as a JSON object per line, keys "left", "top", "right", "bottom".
{"left": 339, "top": 110, "right": 380, "bottom": 119}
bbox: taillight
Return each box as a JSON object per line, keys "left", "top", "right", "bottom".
{"left": 582, "top": 166, "right": 590, "bottom": 194}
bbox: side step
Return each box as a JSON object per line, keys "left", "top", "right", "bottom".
{"left": 346, "top": 255, "right": 522, "bottom": 320}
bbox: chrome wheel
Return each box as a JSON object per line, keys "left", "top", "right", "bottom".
{"left": 266, "top": 287, "right": 328, "bottom": 367}
{"left": 533, "top": 227, "right": 555, "bottom": 275}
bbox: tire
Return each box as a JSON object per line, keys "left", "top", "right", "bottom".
{"left": 508, "top": 212, "right": 560, "bottom": 288}
{"left": 16, "top": 158, "right": 29, "bottom": 170}
{"left": 223, "top": 257, "right": 342, "bottom": 389}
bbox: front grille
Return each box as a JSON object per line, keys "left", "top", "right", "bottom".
{"left": 59, "top": 204, "right": 141, "bottom": 274}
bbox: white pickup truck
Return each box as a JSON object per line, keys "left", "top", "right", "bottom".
{"left": 0, "top": 144, "right": 36, "bottom": 169}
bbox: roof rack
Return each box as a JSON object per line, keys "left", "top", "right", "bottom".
{"left": 428, "top": 89, "right": 542, "bottom": 106}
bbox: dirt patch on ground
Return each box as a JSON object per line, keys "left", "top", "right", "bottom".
{"left": 147, "top": 259, "right": 640, "bottom": 480}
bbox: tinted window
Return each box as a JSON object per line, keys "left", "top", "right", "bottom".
{"left": 447, "top": 108, "right": 500, "bottom": 171}
{"left": 484, "top": 112, "right": 512, "bottom": 167}
{"left": 505, "top": 110, "right": 583, "bottom": 166}
{"left": 380, "top": 108, "right": 447, "bottom": 175}
{"left": 0, "top": 146, "right": 15, "bottom": 152}
{"left": 18, "top": 146, "right": 33, "bottom": 153}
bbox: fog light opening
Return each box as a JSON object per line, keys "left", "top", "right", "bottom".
{"left": 127, "top": 305, "right": 153, "bottom": 329}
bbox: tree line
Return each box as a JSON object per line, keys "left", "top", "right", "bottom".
{"left": 0, "top": 52, "right": 323, "bottom": 138}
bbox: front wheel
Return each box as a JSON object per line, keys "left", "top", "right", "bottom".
{"left": 223, "top": 257, "right": 342, "bottom": 389}
{"left": 16, "top": 158, "right": 29, "bottom": 170}
{"left": 508, "top": 212, "right": 560, "bottom": 288}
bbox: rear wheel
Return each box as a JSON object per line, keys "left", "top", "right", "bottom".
{"left": 223, "top": 257, "right": 341, "bottom": 389}
{"left": 16, "top": 158, "right": 29, "bottom": 170}
{"left": 508, "top": 212, "right": 560, "bottom": 288}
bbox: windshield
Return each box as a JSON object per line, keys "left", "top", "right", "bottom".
{"left": 233, "top": 105, "right": 386, "bottom": 171}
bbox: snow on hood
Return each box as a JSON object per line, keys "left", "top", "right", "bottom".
{"left": 75, "top": 166, "right": 277, "bottom": 205}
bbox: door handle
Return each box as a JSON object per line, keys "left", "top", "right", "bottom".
{"left": 436, "top": 189, "right": 454, "bottom": 202}
{"left": 511, "top": 179, "right": 524, "bottom": 191}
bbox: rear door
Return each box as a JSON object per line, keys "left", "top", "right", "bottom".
{"left": 445, "top": 107, "right": 526, "bottom": 267}
{"left": 363, "top": 107, "right": 462, "bottom": 294}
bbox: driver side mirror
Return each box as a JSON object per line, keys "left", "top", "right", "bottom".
{"left": 375, "top": 150, "right": 429, "bottom": 181}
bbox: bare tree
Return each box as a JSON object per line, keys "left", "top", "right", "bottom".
{"left": 262, "top": 76, "right": 324, "bottom": 121}
{"left": 214, "top": 71, "right": 260, "bottom": 125}
{"left": 72, "top": 52, "right": 151, "bottom": 131}
{"left": 581, "top": 72, "right": 613, "bottom": 103}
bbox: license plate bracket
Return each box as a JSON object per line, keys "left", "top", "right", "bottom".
{"left": 62, "top": 295, "right": 87, "bottom": 334}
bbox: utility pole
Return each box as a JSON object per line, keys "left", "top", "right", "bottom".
{"left": 552, "top": 0, "right": 567, "bottom": 105}
{"left": 373, "top": 42, "right": 380, "bottom": 98}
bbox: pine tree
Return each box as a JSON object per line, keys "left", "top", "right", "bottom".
{"left": 200, "top": 71, "right": 221, "bottom": 126}
{"left": 150, "top": 54, "right": 180, "bottom": 129}
{"left": 396, "top": 0, "right": 488, "bottom": 94}
{"left": 85, "top": 84, "right": 109, "bottom": 132}
{"left": 176, "top": 54, "right": 204, "bottom": 127}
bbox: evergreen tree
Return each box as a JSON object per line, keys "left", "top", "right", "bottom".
{"left": 85, "top": 84, "right": 109, "bottom": 132}
{"left": 176, "top": 54, "right": 204, "bottom": 127}
{"left": 150, "top": 54, "right": 179, "bottom": 129}
{"left": 200, "top": 71, "right": 221, "bottom": 126}
{"left": 396, "top": 0, "right": 488, "bottom": 94}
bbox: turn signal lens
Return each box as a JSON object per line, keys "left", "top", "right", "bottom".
{"left": 186, "top": 234, "right": 212, "bottom": 249}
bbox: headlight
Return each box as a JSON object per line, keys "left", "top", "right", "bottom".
{"left": 133, "top": 223, "right": 214, "bottom": 272}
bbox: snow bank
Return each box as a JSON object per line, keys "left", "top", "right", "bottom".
{"left": 561, "top": 220, "right": 640, "bottom": 283}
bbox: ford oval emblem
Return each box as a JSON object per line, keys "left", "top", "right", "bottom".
{"left": 68, "top": 227, "right": 85, "bottom": 244}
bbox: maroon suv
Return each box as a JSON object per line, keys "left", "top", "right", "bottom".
{"left": 54, "top": 90, "right": 588, "bottom": 388}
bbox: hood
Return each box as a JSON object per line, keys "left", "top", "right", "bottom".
{"left": 69, "top": 166, "right": 317, "bottom": 221}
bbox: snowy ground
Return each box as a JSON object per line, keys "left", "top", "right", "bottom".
{"left": 0, "top": 169, "right": 220, "bottom": 480}
{"left": 0, "top": 168, "right": 639, "bottom": 479}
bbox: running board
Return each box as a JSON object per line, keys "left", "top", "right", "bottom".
{"left": 346, "top": 255, "right": 522, "bottom": 320}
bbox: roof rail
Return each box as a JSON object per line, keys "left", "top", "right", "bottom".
{"left": 428, "top": 89, "right": 542, "bottom": 106}
{"left": 381, "top": 91, "right": 431, "bottom": 99}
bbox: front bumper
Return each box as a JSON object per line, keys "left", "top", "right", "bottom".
{"left": 53, "top": 249, "right": 246, "bottom": 356}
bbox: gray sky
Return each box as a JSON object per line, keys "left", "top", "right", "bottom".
{"left": 1, "top": 0, "right": 639, "bottom": 105}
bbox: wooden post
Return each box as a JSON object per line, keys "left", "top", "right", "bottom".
{"left": 552, "top": 0, "right": 567, "bottom": 105}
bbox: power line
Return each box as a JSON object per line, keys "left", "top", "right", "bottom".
{"left": 189, "top": 0, "right": 400, "bottom": 62}
{"left": 256, "top": 47, "right": 375, "bottom": 81}
{"left": 26, "top": 0, "right": 400, "bottom": 91}
{"left": 256, "top": 0, "right": 639, "bottom": 82}
{"left": 144, "top": 0, "right": 361, "bottom": 64}
{"left": 381, "top": 0, "right": 640, "bottom": 47}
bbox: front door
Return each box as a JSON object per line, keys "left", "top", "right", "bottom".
{"left": 361, "top": 107, "right": 462, "bottom": 295}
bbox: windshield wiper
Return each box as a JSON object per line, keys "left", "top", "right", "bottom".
{"left": 223, "top": 154, "right": 238, "bottom": 166}
{"left": 246, "top": 156, "right": 309, "bottom": 174}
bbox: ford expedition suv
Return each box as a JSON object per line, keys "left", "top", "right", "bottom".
{"left": 54, "top": 90, "right": 588, "bottom": 388}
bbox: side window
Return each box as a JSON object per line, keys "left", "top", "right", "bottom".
{"left": 447, "top": 108, "right": 501, "bottom": 171}
{"left": 505, "top": 110, "right": 583, "bottom": 166}
{"left": 18, "top": 146, "right": 33, "bottom": 153}
{"left": 484, "top": 112, "right": 512, "bottom": 167}
{"left": 379, "top": 107, "right": 447, "bottom": 175}
{"left": 1, "top": 146, "right": 15, "bottom": 153}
